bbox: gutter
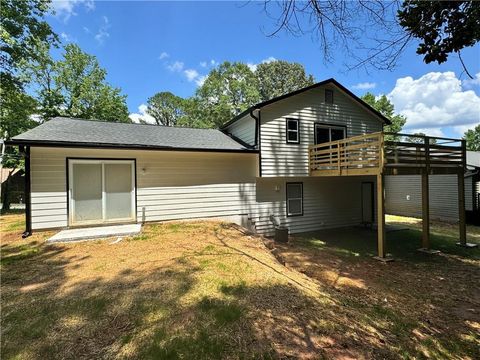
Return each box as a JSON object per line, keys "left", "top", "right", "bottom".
{"left": 5, "top": 140, "right": 259, "bottom": 154}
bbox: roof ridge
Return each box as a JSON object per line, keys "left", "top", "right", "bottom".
{"left": 52, "top": 116, "right": 222, "bottom": 132}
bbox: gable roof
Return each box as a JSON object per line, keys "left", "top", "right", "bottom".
{"left": 221, "top": 78, "right": 392, "bottom": 129}
{"left": 8, "top": 117, "right": 257, "bottom": 153}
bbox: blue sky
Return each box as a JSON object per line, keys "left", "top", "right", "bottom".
{"left": 48, "top": 1, "right": 479, "bottom": 138}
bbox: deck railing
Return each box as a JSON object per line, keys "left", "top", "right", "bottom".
{"left": 309, "top": 132, "right": 384, "bottom": 176}
{"left": 309, "top": 132, "right": 465, "bottom": 176}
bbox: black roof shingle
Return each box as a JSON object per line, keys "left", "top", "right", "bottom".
{"left": 9, "top": 117, "right": 255, "bottom": 153}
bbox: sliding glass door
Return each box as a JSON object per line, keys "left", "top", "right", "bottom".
{"left": 69, "top": 159, "right": 135, "bottom": 226}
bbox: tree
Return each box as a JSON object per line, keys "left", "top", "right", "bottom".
{"left": 0, "top": 0, "right": 57, "bottom": 92}
{"left": 255, "top": 60, "right": 315, "bottom": 101}
{"left": 0, "top": 89, "right": 38, "bottom": 211}
{"left": 146, "top": 92, "right": 186, "bottom": 126}
{"left": 1, "top": 0, "right": 56, "bottom": 211}
{"left": 54, "top": 44, "right": 130, "bottom": 122}
{"left": 398, "top": 1, "right": 480, "bottom": 79}
{"left": 23, "top": 43, "right": 130, "bottom": 123}
{"left": 261, "top": 1, "right": 479, "bottom": 77}
{"left": 408, "top": 133, "right": 437, "bottom": 145}
{"left": 196, "top": 62, "right": 260, "bottom": 128}
{"left": 361, "top": 93, "right": 406, "bottom": 141}
{"left": 464, "top": 125, "right": 480, "bottom": 151}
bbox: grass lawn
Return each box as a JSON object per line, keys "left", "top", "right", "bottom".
{"left": 1, "top": 213, "right": 479, "bottom": 359}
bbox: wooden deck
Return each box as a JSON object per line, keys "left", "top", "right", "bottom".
{"left": 309, "top": 132, "right": 465, "bottom": 177}
{"left": 308, "top": 132, "right": 470, "bottom": 260}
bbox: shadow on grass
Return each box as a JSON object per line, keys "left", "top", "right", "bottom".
{"left": 294, "top": 225, "right": 480, "bottom": 262}
{"left": 2, "top": 222, "right": 479, "bottom": 359}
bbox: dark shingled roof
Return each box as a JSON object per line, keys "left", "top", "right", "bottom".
{"left": 9, "top": 117, "right": 256, "bottom": 152}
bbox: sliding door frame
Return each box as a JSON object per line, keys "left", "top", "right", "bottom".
{"left": 67, "top": 157, "right": 137, "bottom": 227}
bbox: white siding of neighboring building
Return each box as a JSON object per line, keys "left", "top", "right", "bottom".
{"left": 30, "top": 147, "right": 258, "bottom": 230}
{"left": 385, "top": 174, "right": 474, "bottom": 221}
{"left": 224, "top": 114, "right": 256, "bottom": 147}
{"left": 259, "top": 84, "right": 384, "bottom": 177}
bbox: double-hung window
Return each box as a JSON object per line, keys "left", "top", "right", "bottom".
{"left": 286, "top": 182, "right": 303, "bottom": 216}
{"left": 286, "top": 118, "right": 300, "bottom": 144}
{"left": 314, "top": 124, "right": 346, "bottom": 147}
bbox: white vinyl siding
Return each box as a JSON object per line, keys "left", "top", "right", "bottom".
{"left": 251, "top": 176, "right": 376, "bottom": 236}
{"left": 30, "top": 147, "right": 257, "bottom": 230}
{"left": 260, "top": 85, "right": 384, "bottom": 177}
{"left": 385, "top": 174, "right": 474, "bottom": 221}
{"left": 224, "top": 114, "right": 256, "bottom": 146}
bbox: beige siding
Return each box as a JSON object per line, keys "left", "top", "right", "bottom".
{"left": 224, "top": 114, "right": 256, "bottom": 146}
{"left": 384, "top": 174, "right": 473, "bottom": 221}
{"left": 251, "top": 176, "right": 377, "bottom": 236}
{"left": 30, "top": 147, "right": 257, "bottom": 230}
{"left": 260, "top": 85, "right": 384, "bottom": 177}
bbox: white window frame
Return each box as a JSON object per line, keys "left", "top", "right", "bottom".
{"left": 68, "top": 159, "right": 136, "bottom": 226}
{"left": 286, "top": 182, "right": 303, "bottom": 217}
{"left": 286, "top": 118, "right": 300, "bottom": 144}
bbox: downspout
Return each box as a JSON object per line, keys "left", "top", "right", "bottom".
{"left": 22, "top": 145, "right": 32, "bottom": 238}
{"left": 250, "top": 109, "right": 262, "bottom": 177}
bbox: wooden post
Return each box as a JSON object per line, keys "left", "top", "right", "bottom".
{"left": 456, "top": 139, "right": 477, "bottom": 248}
{"left": 421, "top": 169, "right": 430, "bottom": 249}
{"left": 376, "top": 173, "right": 387, "bottom": 259}
{"left": 458, "top": 170, "right": 467, "bottom": 245}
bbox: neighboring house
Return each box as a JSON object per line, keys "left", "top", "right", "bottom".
{"left": 8, "top": 78, "right": 469, "bottom": 257}
{"left": 0, "top": 168, "right": 25, "bottom": 205}
{"left": 386, "top": 151, "right": 480, "bottom": 225}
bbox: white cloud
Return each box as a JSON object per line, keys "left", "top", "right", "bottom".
{"left": 352, "top": 82, "right": 376, "bottom": 90}
{"left": 195, "top": 75, "right": 207, "bottom": 87}
{"left": 199, "top": 61, "right": 208, "bottom": 68}
{"left": 247, "top": 56, "right": 277, "bottom": 71}
{"left": 210, "top": 59, "right": 218, "bottom": 66}
{"left": 129, "top": 104, "right": 156, "bottom": 124}
{"left": 94, "top": 16, "right": 110, "bottom": 45}
{"left": 387, "top": 72, "right": 480, "bottom": 135}
{"left": 167, "top": 61, "right": 184, "bottom": 72}
{"left": 159, "top": 52, "right": 169, "bottom": 60}
{"left": 184, "top": 69, "right": 199, "bottom": 82}
{"left": 60, "top": 32, "right": 75, "bottom": 42}
{"left": 462, "top": 72, "right": 480, "bottom": 88}
{"left": 51, "top": 0, "right": 95, "bottom": 22}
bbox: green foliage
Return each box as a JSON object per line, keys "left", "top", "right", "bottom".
{"left": 361, "top": 93, "right": 406, "bottom": 141}
{"left": 255, "top": 60, "right": 315, "bottom": 101}
{"left": 145, "top": 60, "right": 314, "bottom": 128}
{"left": 0, "top": 0, "right": 57, "bottom": 93}
{"left": 146, "top": 92, "right": 187, "bottom": 126}
{"left": 464, "top": 124, "right": 480, "bottom": 151}
{"left": 195, "top": 61, "right": 261, "bottom": 128}
{"left": 54, "top": 44, "right": 130, "bottom": 122}
{"left": 398, "top": 1, "right": 480, "bottom": 65}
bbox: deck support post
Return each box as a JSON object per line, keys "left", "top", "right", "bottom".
{"left": 374, "top": 173, "right": 391, "bottom": 261}
{"left": 456, "top": 141, "right": 477, "bottom": 248}
{"left": 421, "top": 170, "right": 430, "bottom": 249}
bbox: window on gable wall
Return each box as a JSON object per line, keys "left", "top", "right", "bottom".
{"left": 325, "top": 89, "right": 334, "bottom": 104}
{"left": 286, "top": 118, "right": 300, "bottom": 144}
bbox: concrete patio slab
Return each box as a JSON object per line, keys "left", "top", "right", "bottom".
{"left": 47, "top": 224, "right": 141, "bottom": 243}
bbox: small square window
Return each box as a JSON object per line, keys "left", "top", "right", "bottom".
{"left": 286, "top": 182, "right": 303, "bottom": 216}
{"left": 325, "top": 89, "right": 334, "bottom": 104}
{"left": 286, "top": 118, "right": 300, "bottom": 144}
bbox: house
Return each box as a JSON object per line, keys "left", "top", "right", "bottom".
{"left": 385, "top": 151, "right": 480, "bottom": 225}
{"left": 7, "top": 78, "right": 471, "bottom": 259}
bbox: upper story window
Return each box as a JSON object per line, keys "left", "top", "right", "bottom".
{"left": 286, "top": 118, "right": 300, "bottom": 144}
{"left": 314, "top": 124, "right": 346, "bottom": 146}
{"left": 286, "top": 182, "right": 303, "bottom": 216}
{"left": 325, "top": 89, "right": 334, "bottom": 104}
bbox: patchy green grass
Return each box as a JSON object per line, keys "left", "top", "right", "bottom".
{"left": 1, "top": 213, "right": 479, "bottom": 359}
